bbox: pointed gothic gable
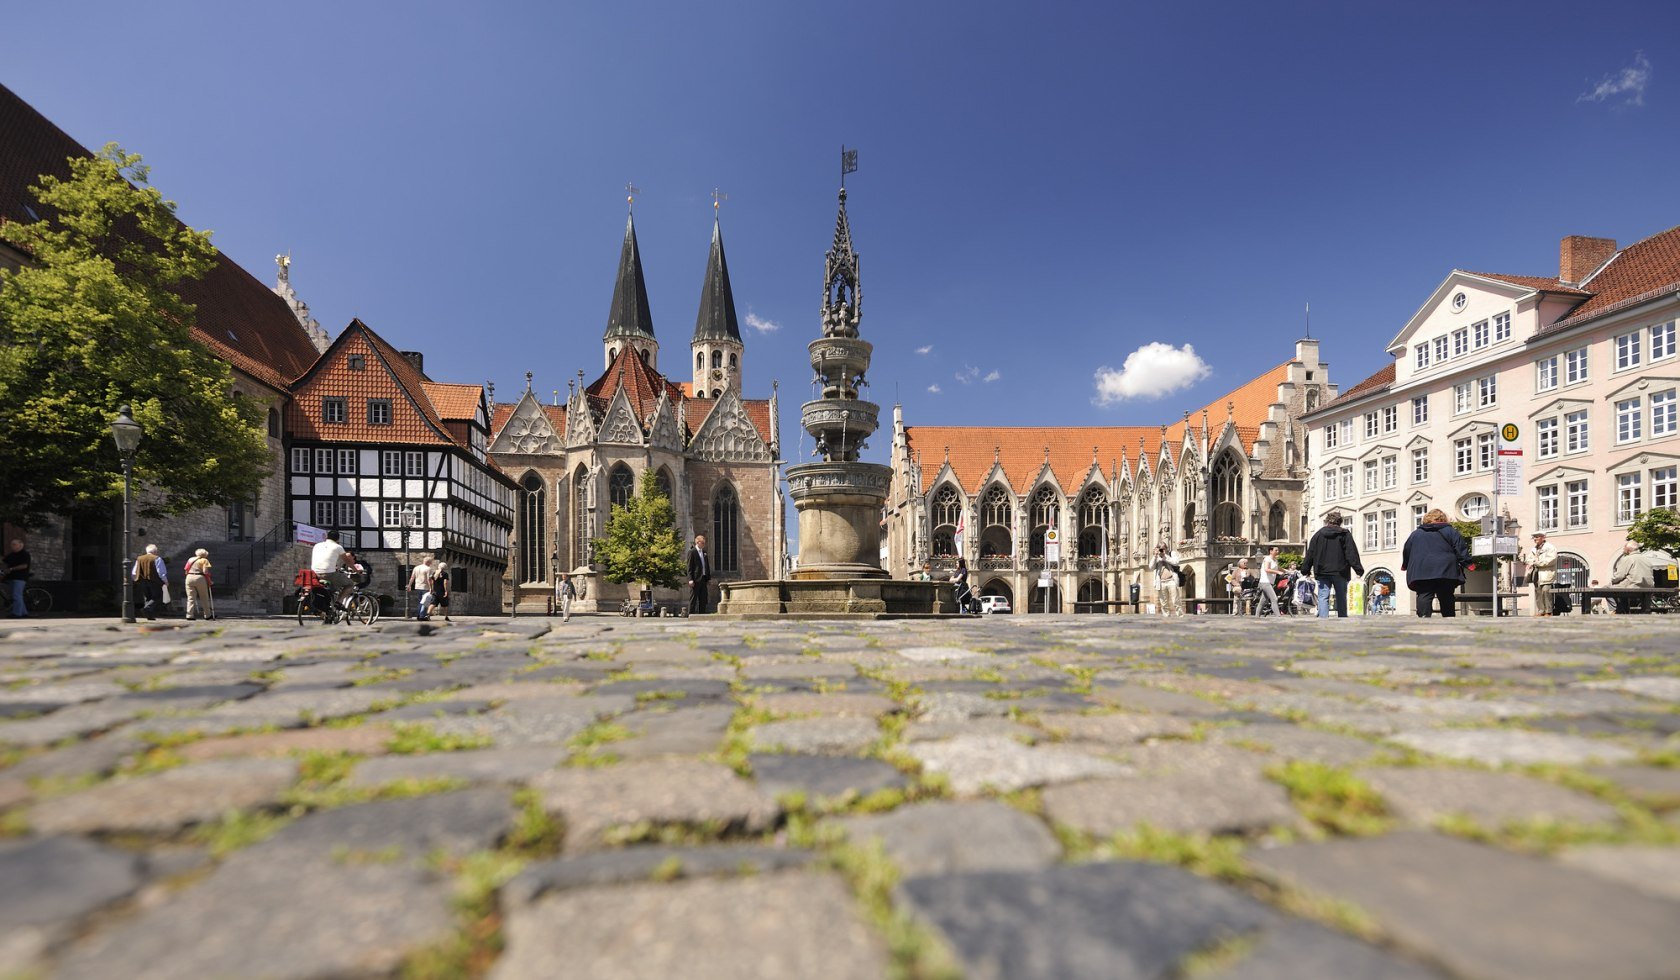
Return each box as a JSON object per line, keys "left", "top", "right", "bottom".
{"left": 490, "top": 390, "right": 564, "bottom": 456}
{"left": 597, "top": 387, "right": 646, "bottom": 446}
{"left": 688, "top": 387, "right": 771, "bottom": 462}
{"left": 648, "top": 392, "right": 685, "bottom": 452}
{"left": 565, "top": 387, "right": 596, "bottom": 448}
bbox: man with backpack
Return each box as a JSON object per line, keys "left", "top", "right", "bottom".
{"left": 1301, "top": 512, "right": 1364, "bottom": 618}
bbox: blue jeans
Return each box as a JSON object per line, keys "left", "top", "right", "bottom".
{"left": 1316, "top": 573, "right": 1350, "bottom": 617}
{"left": 8, "top": 580, "right": 24, "bottom": 617}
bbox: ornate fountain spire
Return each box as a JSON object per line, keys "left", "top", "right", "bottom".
{"left": 821, "top": 187, "right": 861, "bottom": 339}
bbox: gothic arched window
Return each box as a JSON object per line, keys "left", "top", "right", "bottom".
{"left": 638, "top": 348, "right": 648, "bottom": 363}
{"left": 1029, "top": 485, "right": 1060, "bottom": 558}
{"left": 1212, "top": 451, "right": 1244, "bottom": 538}
{"left": 609, "top": 464, "right": 634, "bottom": 512}
{"left": 267, "top": 407, "right": 280, "bottom": 438}
{"left": 518, "top": 473, "right": 546, "bottom": 583}
{"left": 1078, "top": 485, "right": 1108, "bottom": 558}
{"left": 572, "top": 465, "right": 590, "bottom": 567}
{"left": 931, "top": 484, "right": 961, "bottom": 556}
{"left": 696, "top": 351, "right": 705, "bottom": 369}
{"left": 1268, "top": 501, "right": 1287, "bottom": 541}
{"left": 980, "top": 485, "right": 1012, "bottom": 558}
{"left": 653, "top": 467, "right": 673, "bottom": 501}
{"left": 712, "top": 483, "right": 739, "bottom": 574}
{"left": 728, "top": 352, "right": 737, "bottom": 368}
{"left": 711, "top": 350, "right": 722, "bottom": 369}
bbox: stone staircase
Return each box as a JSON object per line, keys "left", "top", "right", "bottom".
{"left": 163, "top": 529, "right": 313, "bottom": 616}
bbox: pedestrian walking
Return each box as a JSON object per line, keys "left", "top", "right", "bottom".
{"left": 409, "top": 556, "right": 435, "bottom": 620}
{"left": 557, "top": 571, "right": 577, "bottom": 623}
{"left": 4, "top": 538, "right": 30, "bottom": 618}
{"left": 431, "top": 561, "right": 452, "bottom": 622}
{"left": 1258, "top": 546, "right": 1283, "bottom": 617}
{"left": 687, "top": 534, "right": 711, "bottom": 615}
{"left": 1301, "top": 512, "right": 1363, "bottom": 618}
{"left": 1521, "top": 532, "right": 1558, "bottom": 617}
{"left": 131, "top": 544, "right": 168, "bottom": 620}
{"left": 1401, "top": 509, "right": 1469, "bottom": 617}
{"left": 184, "top": 548, "right": 214, "bottom": 620}
{"left": 1153, "top": 545, "right": 1183, "bottom": 617}
{"left": 1227, "top": 560, "right": 1254, "bottom": 615}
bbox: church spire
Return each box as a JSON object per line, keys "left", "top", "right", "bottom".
{"left": 692, "top": 217, "right": 742, "bottom": 343}
{"left": 604, "top": 211, "right": 657, "bottom": 371}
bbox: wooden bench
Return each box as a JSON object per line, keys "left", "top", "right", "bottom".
{"left": 1551, "top": 587, "right": 1678, "bottom": 614}
{"left": 1454, "top": 592, "right": 1524, "bottom": 616}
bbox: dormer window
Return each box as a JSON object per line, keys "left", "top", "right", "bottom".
{"left": 347, "top": 354, "right": 366, "bottom": 371}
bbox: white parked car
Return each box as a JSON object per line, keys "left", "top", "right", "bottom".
{"left": 978, "top": 595, "right": 1012, "bottom": 615}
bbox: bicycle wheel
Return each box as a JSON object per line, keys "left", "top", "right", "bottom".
{"left": 347, "top": 592, "right": 378, "bottom": 625}
{"left": 24, "top": 588, "right": 52, "bottom": 614}
{"left": 296, "top": 591, "right": 313, "bottom": 626}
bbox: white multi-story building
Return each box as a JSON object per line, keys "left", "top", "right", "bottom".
{"left": 1303, "top": 227, "right": 1680, "bottom": 613}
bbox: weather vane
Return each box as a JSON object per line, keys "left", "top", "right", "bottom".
{"left": 840, "top": 145, "right": 859, "bottom": 186}
{"left": 712, "top": 187, "right": 728, "bottom": 213}
{"left": 625, "top": 181, "right": 640, "bottom": 212}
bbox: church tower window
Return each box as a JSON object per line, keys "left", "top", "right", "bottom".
{"left": 518, "top": 473, "right": 546, "bottom": 583}
{"left": 713, "top": 483, "right": 740, "bottom": 573}
{"left": 712, "top": 350, "right": 723, "bottom": 369}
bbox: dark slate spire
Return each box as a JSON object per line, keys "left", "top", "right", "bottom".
{"left": 692, "top": 217, "right": 742, "bottom": 343}
{"left": 604, "top": 213, "right": 655, "bottom": 342}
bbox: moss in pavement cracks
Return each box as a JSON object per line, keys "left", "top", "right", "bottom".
{"left": 1264, "top": 760, "right": 1391, "bottom": 837}
{"left": 386, "top": 723, "right": 493, "bottom": 755}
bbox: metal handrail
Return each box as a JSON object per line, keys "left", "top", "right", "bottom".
{"left": 214, "top": 520, "right": 294, "bottom": 594}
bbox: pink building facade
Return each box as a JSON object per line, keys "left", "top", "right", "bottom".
{"left": 1304, "top": 227, "right": 1680, "bottom": 614}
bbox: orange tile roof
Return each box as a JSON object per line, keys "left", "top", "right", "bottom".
{"left": 1464, "top": 271, "right": 1589, "bottom": 296}
{"left": 1540, "top": 223, "right": 1680, "bottom": 333}
{"left": 0, "top": 82, "right": 319, "bottom": 392}
{"left": 1318, "top": 362, "right": 1395, "bottom": 412}
{"left": 422, "top": 382, "right": 482, "bottom": 421}
{"left": 586, "top": 345, "right": 685, "bottom": 423}
{"left": 287, "top": 319, "right": 458, "bottom": 447}
{"left": 908, "top": 361, "right": 1290, "bottom": 494}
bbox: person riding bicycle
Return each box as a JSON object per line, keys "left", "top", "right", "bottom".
{"left": 309, "top": 531, "right": 353, "bottom": 611}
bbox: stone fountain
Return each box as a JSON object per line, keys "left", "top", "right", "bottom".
{"left": 717, "top": 185, "right": 953, "bottom": 617}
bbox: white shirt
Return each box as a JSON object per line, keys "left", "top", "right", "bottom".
{"left": 1154, "top": 551, "right": 1181, "bottom": 588}
{"left": 410, "top": 564, "right": 435, "bottom": 590}
{"left": 1261, "top": 555, "right": 1280, "bottom": 585}
{"left": 310, "top": 540, "right": 346, "bottom": 575}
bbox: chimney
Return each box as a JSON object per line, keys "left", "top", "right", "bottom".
{"left": 399, "top": 350, "right": 426, "bottom": 377}
{"left": 1560, "top": 236, "right": 1617, "bottom": 286}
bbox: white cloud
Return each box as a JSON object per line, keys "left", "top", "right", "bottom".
{"left": 983, "top": 370, "right": 1001, "bottom": 383}
{"left": 955, "top": 365, "right": 980, "bottom": 384}
{"left": 1578, "top": 51, "right": 1651, "bottom": 107}
{"left": 744, "top": 311, "right": 780, "bottom": 333}
{"left": 927, "top": 384, "right": 942, "bottom": 394}
{"left": 1093, "top": 342, "right": 1211, "bottom": 405}
{"left": 915, "top": 345, "right": 933, "bottom": 355}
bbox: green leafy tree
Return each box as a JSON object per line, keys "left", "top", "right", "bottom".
{"left": 0, "top": 144, "right": 270, "bottom": 527}
{"left": 1628, "top": 508, "right": 1680, "bottom": 554}
{"left": 592, "top": 476, "right": 685, "bottom": 590}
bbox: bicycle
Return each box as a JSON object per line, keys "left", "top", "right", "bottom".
{"left": 23, "top": 586, "right": 52, "bottom": 615}
{"left": 293, "top": 570, "right": 379, "bottom": 627}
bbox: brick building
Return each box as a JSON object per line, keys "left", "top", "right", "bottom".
{"left": 488, "top": 213, "right": 783, "bottom": 612}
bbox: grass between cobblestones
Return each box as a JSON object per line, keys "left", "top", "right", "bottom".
{"left": 1264, "top": 760, "right": 1391, "bottom": 837}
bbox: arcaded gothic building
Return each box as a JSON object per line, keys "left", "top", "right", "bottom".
{"left": 488, "top": 213, "right": 783, "bottom": 612}
{"left": 885, "top": 339, "right": 1334, "bottom": 612}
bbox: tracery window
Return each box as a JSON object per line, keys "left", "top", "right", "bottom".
{"left": 654, "top": 468, "right": 673, "bottom": 501}
{"left": 931, "top": 485, "right": 961, "bottom": 556}
{"left": 1078, "top": 485, "right": 1108, "bottom": 558}
{"left": 712, "top": 483, "right": 740, "bottom": 573}
{"left": 980, "top": 485, "right": 1013, "bottom": 557}
{"left": 1268, "top": 501, "right": 1287, "bottom": 541}
{"left": 518, "top": 473, "right": 546, "bottom": 583}
{"left": 572, "top": 465, "right": 590, "bottom": 567}
{"left": 1028, "top": 485, "right": 1060, "bottom": 558}
{"left": 1211, "top": 451, "right": 1244, "bottom": 538}
{"left": 608, "top": 464, "right": 634, "bottom": 511}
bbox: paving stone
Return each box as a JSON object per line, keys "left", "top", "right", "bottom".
{"left": 428, "top": 694, "right": 634, "bottom": 746}
{"left": 756, "top": 691, "right": 896, "bottom": 716}
{"left": 1037, "top": 711, "right": 1193, "bottom": 744}
{"left": 1120, "top": 741, "right": 1272, "bottom": 779}
{"left": 254, "top": 788, "right": 517, "bottom": 860}
{"left": 906, "top": 735, "right": 1126, "bottom": 795}
{"left": 3, "top": 734, "right": 144, "bottom": 782}
{"left": 593, "top": 678, "right": 734, "bottom": 700}
{"left": 836, "top": 800, "right": 1060, "bottom": 876}
{"left": 1091, "top": 683, "right": 1227, "bottom": 715}
{"left": 346, "top": 746, "right": 565, "bottom": 788}
{"left": 748, "top": 753, "right": 908, "bottom": 801}
{"left": 1209, "top": 725, "right": 1383, "bottom": 766}
{"left": 1042, "top": 771, "right": 1297, "bottom": 836}
{"left": 1553, "top": 845, "right": 1680, "bottom": 903}
{"left": 1248, "top": 830, "right": 1680, "bottom": 980}
{"left": 444, "top": 680, "right": 586, "bottom": 701}
{"left": 504, "top": 844, "right": 817, "bottom": 905}
{"left": 899, "top": 861, "right": 1278, "bottom": 980}
{"left": 0, "top": 679, "right": 129, "bottom": 704}
{"left": 53, "top": 849, "right": 455, "bottom": 980}
{"left": 612, "top": 705, "right": 734, "bottom": 759}
{"left": 531, "top": 760, "right": 779, "bottom": 849}
{"left": 26, "top": 758, "right": 298, "bottom": 834}
{"left": 1589, "top": 765, "right": 1680, "bottom": 805}
{"left": 904, "top": 716, "right": 1040, "bottom": 742}
{"left": 897, "top": 645, "right": 986, "bottom": 662}
{"left": 1584, "top": 676, "right": 1680, "bottom": 702}
{"left": 1362, "top": 767, "right": 1621, "bottom": 827}
{"left": 1208, "top": 920, "right": 1447, "bottom": 979}
{"left": 915, "top": 690, "right": 1021, "bottom": 723}
{"left": 493, "top": 872, "right": 887, "bottom": 980}
{"left": 1367, "top": 693, "right": 1546, "bottom": 720}
{"left": 0, "top": 837, "right": 143, "bottom": 973}
{"left": 175, "top": 722, "right": 397, "bottom": 761}
{"left": 1388, "top": 729, "right": 1639, "bottom": 766}
{"left": 0, "top": 701, "right": 144, "bottom": 746}
{"left": 749, "top": 716, "right": 878, "bottom": 754}
{"left": 740, "top": 660, "right": 859, "bottom": 680}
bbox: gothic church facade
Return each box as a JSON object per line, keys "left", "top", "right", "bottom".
{"left": 488, "top": 214, "right": 783, "bottom": 612}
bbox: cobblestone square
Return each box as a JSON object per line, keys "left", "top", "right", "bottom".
{"left": 3, "top": 614, "right": 1678, "bottom": 979}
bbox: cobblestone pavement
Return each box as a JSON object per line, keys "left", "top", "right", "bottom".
{"left": 3, "top": 614, "right": 1679, "bottom": 979}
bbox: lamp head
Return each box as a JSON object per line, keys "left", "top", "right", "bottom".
{"left": 110, "top": 404, "right": 143, "bottom": 456}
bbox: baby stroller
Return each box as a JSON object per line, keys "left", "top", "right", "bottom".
{"left": 1263, "top": 572, "right": 1295, "bottom": 616}
{"left": 1237, "top": 575, "right": 1261, "bottom": 615}
{"left": 953, "top": 580, "right": 980, "bottom": 614}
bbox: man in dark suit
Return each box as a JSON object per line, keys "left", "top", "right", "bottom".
{"left": 687, "top": 534, "right": 710, "bottom": 614}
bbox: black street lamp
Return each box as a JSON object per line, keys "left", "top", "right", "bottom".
{"left": 109, "top": 405, "right": 143, "bottom": 623}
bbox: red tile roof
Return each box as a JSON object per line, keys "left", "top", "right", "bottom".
{"left": 288, "top": 319, "right": 461, "bottom": 447}
{"left": 0, "top": 82, "right": 319, "bottom": 392}
{"left": 1539, "top": 223, "right": 1680, "bottom": 333}
{"left": 422, "top": 382, "right": 482, "bottom": 421}
{"left": 1463, "top": 272, "right": 1589, "bottom": 296}
{"left": 586, "top": 345, "right": 686, "bottom": 423}
{"left": 908, "top": 362, "right": 1290, "bottom": 494}
{"left": 1318, "top": 361, "right": 1395, "bottom": 412}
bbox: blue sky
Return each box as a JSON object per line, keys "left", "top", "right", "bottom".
{"left": 6, "top": 1, "right": 1678, "bottom": 466}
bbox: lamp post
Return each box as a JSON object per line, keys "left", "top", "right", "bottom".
{"left": 109, "top": 405, "right": 143, "bottom": 623}
{"left": 401, "top": 510, "right": 419, "bottom": 620}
